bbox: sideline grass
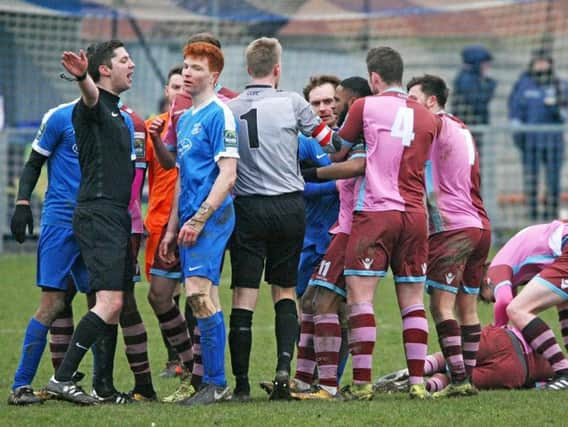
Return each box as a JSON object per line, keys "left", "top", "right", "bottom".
{"left": 0, "top": 253, "right": 564, "bottom": 426}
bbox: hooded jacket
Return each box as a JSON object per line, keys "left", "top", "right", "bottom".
{"left": 508, "top": 65, "right": 567, "bottom": 149}
{"left": 452, "top": 45, "right": 497, "bottom": 125}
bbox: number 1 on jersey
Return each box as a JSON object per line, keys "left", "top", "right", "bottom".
{"left": 240, "top": 108, "right": 259, "bottom": 148}
{"left": 391, "top": 107, "right": 415, "bottom": 147}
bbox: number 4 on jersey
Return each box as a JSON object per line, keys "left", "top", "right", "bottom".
{"left": 391, "top": 107, "right": 415, "bottom": 147}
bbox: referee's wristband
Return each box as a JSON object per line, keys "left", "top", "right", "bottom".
{"left": 75, "top": 72, "right": 88, "bottom": 82}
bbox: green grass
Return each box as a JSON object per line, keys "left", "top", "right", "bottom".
{"left": 0, "top": 253, "right": 564, "bottom": 426}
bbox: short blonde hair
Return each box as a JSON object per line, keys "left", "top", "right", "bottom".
{"left": 245, "top": 37, "right": 282, "bottom": 78}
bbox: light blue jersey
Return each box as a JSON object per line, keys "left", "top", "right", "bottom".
{"left": 176, "top": 97, "right": 239, "bottom": 223}
{"left": 28, "top": 101, "right": 93, "bottom": 291}
{"left": 175, "top": 96, "right": 239, "bottom": 285}
{"left": 31, "top": 99, "right": 80, "bottom": 228}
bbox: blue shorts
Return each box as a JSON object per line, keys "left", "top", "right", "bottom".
{"left": 179, "top": 203, "right": 235, "bottom": 286}
{"left": 296, "top": 244, "right": 324, "bottom": 297}
{"left": 37, "top": 224, "right": 90, "bottom": 293}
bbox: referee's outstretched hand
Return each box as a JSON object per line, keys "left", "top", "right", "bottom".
{"left": 61, "top": 49, "right": 88, "bottom": 79}
{"left": 10, "top": 204, "right": 33, "bottom": 243}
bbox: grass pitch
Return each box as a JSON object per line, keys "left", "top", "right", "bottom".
{"left": 0, "top": 253, "right": 564, "bottom": 426}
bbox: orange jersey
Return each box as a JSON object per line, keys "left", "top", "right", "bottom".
{"left": 144, "top": 111, "right": 178, "bottom": 233}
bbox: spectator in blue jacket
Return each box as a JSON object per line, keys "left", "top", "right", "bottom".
{"left": 452, "top": 45, "right": 497, "bottom": 154}
{"left": 508, "top": 50, "right": 568, "bottom": 221}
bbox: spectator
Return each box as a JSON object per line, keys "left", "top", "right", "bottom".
{"left": 508, "top": 50, "right": 568, "bottom": 221}
{"left": 452, "top": 45, "right": 496, "bottom": 154}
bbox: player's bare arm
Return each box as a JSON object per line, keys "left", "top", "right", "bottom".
{"left": 148, "top": 117, "right": 176, "bottom": 170}
{"left": 305, "top": 156, "right": 365, "bottom": 182}
{"left": 160, "top": 177, "right": 180, "bottom": 262}
{"left": 329, "top": 144, "right": 351, "bottom": 162}
{"left": 61, "top": 49, "right": 98, "bottom": 107}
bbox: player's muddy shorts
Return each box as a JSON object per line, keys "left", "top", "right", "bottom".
{"left": 426, "top": 228, "right": 491, "bottom": 295}
{"left": 309, "top": 232, "right": 348, "bottom": 298}
{"left": 345, "top": 210, "right": 428, "bottom": 284}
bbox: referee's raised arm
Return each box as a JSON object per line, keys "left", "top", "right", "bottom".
{"left": 61, "top": 49, "right": 99, "bottom": 107}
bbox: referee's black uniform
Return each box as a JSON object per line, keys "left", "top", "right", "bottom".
{"left": 72, "top": 88, "right": 134, "bottom": 291}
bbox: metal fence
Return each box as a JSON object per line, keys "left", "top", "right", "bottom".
{"left": 1, "top": 0, "right": 568, "bottom": 251}
{"left": 476, "top": 124, "right": 568, "bottom": 240}
{"left": 2, "top": 124, "right": 567, "bottom": 251}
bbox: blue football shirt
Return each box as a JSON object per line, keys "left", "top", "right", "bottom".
{"left": 31, "top": 100, "right": 80, "bottom": 228}
{"left": 176, "top": 97, "right": 239, "bottom": 223}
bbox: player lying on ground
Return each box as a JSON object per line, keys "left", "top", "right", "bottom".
{"left": 375, "top": 324, "right": 554, "bottom": 393}
{"left": 481, "top": 220, "right": 568, "bottom": 390}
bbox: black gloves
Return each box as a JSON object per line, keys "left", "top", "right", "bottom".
{"left": 10, "top": 204, "right": 34, "bottom": 243}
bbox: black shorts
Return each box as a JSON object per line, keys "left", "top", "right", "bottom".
{"left": 230, "top": 192, "right": 305, "bottom": 289}
{"left": 73, "top": 203, "right": 133, "bottom": 292}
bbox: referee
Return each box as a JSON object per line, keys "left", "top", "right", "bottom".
{"left": 46, "top": 40, "right": 136, "bottom": 405}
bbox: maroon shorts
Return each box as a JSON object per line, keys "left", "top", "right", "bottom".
{"left": 130, "top": 233, "right": 142, "bottom": 283}
{"left": 472, "top": 326, "right": 526, "bottom": 389}
{"left": 527, "top": 351, "right": 555, "bottom": 384}
{"left": 344, "top": 210, "right": 428, "bottom": 283}
{"left": 535, "top": 243, "right": 568, "bottom": 299}
{"left": 309, "top": 232, "right": 348, "bottom": 298}
{"left": 426, "top": 228, "right": 491, "bottom": 295}
{"left": 149, "top": 225, "right": 182, "bottom": 280}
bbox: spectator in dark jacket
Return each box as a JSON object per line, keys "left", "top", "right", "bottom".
{"left": 453, "top": 46, "right": 496, "bottom": 125}
{"left": 508, "top": 51, "right": 568, "bottom": 221}
{"left": 452, "top": 45, "right": 497, "bottom": 157}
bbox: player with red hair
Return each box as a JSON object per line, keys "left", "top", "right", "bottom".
{"left": 157, "top": 37, "right": 239, "bottom": 406}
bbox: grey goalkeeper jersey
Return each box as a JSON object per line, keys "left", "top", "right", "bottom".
{"left": 228, "top": 85, "right": 322, "bottom": 196}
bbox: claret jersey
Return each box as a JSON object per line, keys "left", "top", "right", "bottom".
{"left": 425, "top": 113, "right": 490, "bottom": 234}
{"left": 338, "top": 89, "right": 440, "bottom": 213}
